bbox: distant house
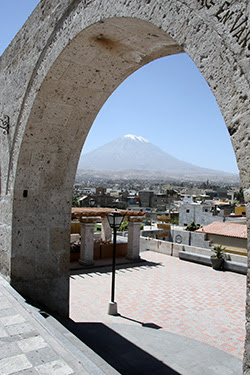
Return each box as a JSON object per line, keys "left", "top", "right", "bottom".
{"left": 196, "top": 222, "right": 247, "bottom": 256}
{"left": 205, "top": 187, "right": 231, "bottom": 200}
{"left": 179, "top": 201, "right": 236, "bottom": 227}
{"left": 235, "top": 205, "right": 246, "bottom": 216}
{"left": 79, "top": 187, "right": 115, "bottom": 208}
{"left": 139, "top": 189, "right": 181, "bottom": 210}
{"left": 139, "top": 191, "right": 155, "bottom": 208}
{"left": 155, "top": 193, "right": 167, "bottom": 211}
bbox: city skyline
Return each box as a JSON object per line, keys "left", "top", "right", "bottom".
{"left": 1, "top": 0, "right": 239, "bottom": 175}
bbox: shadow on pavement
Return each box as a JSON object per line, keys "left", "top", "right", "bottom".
{"left": 59, "top": 319, "right": 180, "bottom": 375}
{"left": 70, "top": 259, "right": 163, "bottom": 276}
{"left": 20, "top": 295, "right": 178, "bottom": 374}
{"left": 118, "top": 314, "right": 162, "bottom": 329}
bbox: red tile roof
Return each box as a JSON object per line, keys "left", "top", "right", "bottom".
{"left": 196, "top": 222, "right": 247, "bottom": 239}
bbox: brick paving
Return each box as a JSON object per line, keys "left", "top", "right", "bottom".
{"left": 70, "top": 250, "right": 246, "bottom": 360}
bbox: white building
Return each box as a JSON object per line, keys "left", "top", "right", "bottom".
{"left": 179, "top": 201, "right": 238, "bottom": 227}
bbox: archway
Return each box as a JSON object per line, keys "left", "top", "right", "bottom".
{"left": 0, "top": 0, "right": 249, "bottom": 370}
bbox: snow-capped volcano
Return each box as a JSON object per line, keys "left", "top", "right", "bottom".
{"left": 79, "top": 134, "right": 172, "bottom": 171}
{"left": 78, "top": 134, "right": 238, "bottom": 181}
{"left": 123, "top": 134, "right": 150, "bottom": 143}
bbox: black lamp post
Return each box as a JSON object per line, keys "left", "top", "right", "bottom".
{"left": 107, "top": 209, "right": 125, "bottom": 315}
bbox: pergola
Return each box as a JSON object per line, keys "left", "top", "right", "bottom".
{"left": 71, "top": 208, "right": 145, "bottom": 266}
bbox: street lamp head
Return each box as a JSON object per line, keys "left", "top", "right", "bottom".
{"left": 107, "top": 209, "right": 125, "bottom": 230}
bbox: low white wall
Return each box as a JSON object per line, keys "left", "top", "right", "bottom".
{"left": 140, "top": 236, "right": 247, "bottom": 264}
{"left": 140, "top": 236, "right": 173, "bottom": 256}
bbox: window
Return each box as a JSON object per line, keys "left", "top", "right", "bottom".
{"left": 186, "top": 209, "right": 190, "bottom": 213}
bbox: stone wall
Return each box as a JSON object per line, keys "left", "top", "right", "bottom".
{"left": 140, "top": 236, "right": 247, "bottom": 265}
{"left": 170, "top": 227, "right": 211, "bottom": 249}
{"left": 141, "top": 226, "right": 211, "bottom": 248}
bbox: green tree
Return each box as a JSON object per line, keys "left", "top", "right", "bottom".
{"left": 234, "top": 187, "right": 244, "bottom": 203}
{"left": 170, "top": 216, "right": 179, "bottom": 225}
{"left": 72, "top": 196, "right": 79, "bottom": 207}
{"left": 119, "top": 220, "right": 144, "bottom": 231}
{"left": 186, "top": 221, "right": 200, "bottom": 231}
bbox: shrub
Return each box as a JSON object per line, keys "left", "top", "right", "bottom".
{"left": 186, "top": 221, "right": 201, "bottom": 231}
{"left": 211, "top": 245, "right": 225, "bottom": 259}
{"left": 119, "top": 220, "right": 144, "bottom": 231}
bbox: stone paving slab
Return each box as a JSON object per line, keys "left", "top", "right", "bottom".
{"left": 0, "top": 276, "right": 109, "bottom": 375}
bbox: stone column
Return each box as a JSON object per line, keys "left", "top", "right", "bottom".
{"left": 79, "top": 217, "right": 101, "bottom": 266}
{"left": 101, "top": 216, "right": 112, "bottom": 242}
{"left": 127, "top": 216, "right": 144, "bottom": 260}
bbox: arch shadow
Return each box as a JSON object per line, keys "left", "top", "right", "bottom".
{"left": 53, "top": 319, "right": 180, "bottom": 375}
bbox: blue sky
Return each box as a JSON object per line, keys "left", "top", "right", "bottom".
{"left": 0, "top": 0, "right": 239, "bottom": 174}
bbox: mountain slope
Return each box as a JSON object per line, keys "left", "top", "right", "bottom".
{"left": 78, "top": 134, "right": 238, "bottom": 180}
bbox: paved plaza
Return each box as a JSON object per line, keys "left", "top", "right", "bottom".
{"left": 70, "top": 250, "right": 246, "bottom": 360}
{"left": 0, "top": 250, "right": 245, "bottom": 375}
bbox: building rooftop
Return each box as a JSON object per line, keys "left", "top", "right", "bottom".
{"left": 72, "top": 207, "right": 145, "bottom": 219}
{"left": 196, "top": 221, "right": 247, "bottom": 239}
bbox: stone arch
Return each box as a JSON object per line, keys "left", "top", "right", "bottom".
{"left": 0, "top": 0, "right": 250, "bottom": 370}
